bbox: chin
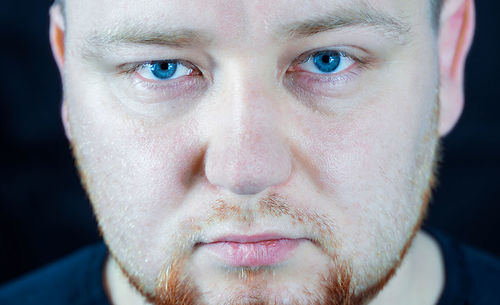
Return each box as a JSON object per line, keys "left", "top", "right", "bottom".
{"left": 152, "top": 260, "right": 388, "bottom": 305}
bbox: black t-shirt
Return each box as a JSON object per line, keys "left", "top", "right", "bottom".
{"left": 1, "top": 229, "right": 499, "bottom": 305}
{"left": 0, "top": 242, "right": 110, "bottom": 305}
{"left": 425, "top": 228, "right": 500, "bottom": 305}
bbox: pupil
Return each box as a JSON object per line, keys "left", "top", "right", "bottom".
{"left": 321, "top": 55, "right": 330, "bottom": 64}
{"left": 160, "top": 62, "right": 170, "bottom": 70}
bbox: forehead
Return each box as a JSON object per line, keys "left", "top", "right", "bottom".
{"left": 65, "top": 0, "right": 430, "bottom": 47}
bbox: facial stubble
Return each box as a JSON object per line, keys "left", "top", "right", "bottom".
{"left": 101, "top": 172, "right": 437, "bottom": 305}
{"left": 72, "top": 99, "right": 441, "bottom": 305}
{"left": 152, "top": 186, "right": 434, "bottom": 305}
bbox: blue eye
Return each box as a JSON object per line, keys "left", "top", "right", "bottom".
{"left": 150, "top": 61, "right": 177, "bottom": 79}
{"left": 298, "top": 50, "right": 355, "bottom": 75}
{"left": 136, "top": 60, "right": 193, "bottom": 81}
{"left": 313, "top": 51, "right": 341, "bottom": 73}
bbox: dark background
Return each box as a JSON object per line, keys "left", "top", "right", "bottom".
{"left": 1, "top": 1, "right": 499, "bottom": 285}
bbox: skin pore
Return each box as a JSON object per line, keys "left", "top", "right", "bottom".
{"left": 49, "top": 0, "right": 474, "bottom": 304}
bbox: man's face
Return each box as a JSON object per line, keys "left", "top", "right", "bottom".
{"left": 61, "top": 0, "right": 441, "bottom": 304}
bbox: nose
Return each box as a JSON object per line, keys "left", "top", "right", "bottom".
{"left": 203, "top": 75, "right": 292, "bottom": 195}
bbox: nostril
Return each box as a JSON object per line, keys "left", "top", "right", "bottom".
{"left": 230, "top": 182, "right": 267, "bottom": 196}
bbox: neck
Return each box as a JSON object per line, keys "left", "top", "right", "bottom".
{"left": 369, "top": 231, "right": 445, "bottom": 305}
{"left": 104, "top": 256, "right": 150, "bottom": 305}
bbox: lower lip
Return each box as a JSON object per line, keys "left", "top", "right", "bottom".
{"left": 202, "top": 239, "right": 301, "bottom": 267}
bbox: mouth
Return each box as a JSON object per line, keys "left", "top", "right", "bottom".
{"left": 198, "top": 234, "right": 306, "bottom": 267}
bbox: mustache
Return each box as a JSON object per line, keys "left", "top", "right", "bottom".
{"left": 174, "top": 193, "right": 340, "bottom": 255}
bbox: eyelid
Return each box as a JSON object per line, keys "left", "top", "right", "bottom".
{"left": 121, "top": 59, "right": 200, "bottom": 80}
{"left": 299, "top": 50, "right": 347, "bottom": 64}
{"left": 288, "top": 47, "right": 370, "bottom": 73}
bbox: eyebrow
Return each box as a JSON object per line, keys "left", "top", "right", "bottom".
{"left": 81, "top": 27, "right": 212, "bottom": 58}
{"left": 276, "top": 4, "right": 411, "bottom": 43}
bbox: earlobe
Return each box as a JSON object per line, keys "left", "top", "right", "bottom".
{"left": 437, "top": 0, "right": 475, "bottom": 136}
{"left": 61, "top": 102, "right": 73, "bottom": 140}
{"left": 49, "top": 4, "right": 66, "bottom": 72}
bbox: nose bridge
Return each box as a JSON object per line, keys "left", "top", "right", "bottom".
{"left": 204, "top": 62, "right": 292, "bottom": 195}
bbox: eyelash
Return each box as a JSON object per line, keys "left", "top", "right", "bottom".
{"left": 292, "top": 49, "right": 369, "bottom": 75}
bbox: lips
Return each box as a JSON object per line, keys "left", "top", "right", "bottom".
{"left": 201, "top": 235, "right": 303, "bottom": 267}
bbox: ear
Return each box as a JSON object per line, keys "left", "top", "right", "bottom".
{"left": 49, "top": 4, "right": 65, "bottom": 73}
{"left": 437, "top": 0, "right": 476, "bottom": 136}
{"left": 49, "top": 4, "right": 72, "bottom": 140}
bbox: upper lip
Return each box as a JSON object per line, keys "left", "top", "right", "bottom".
{"left": 203, "top": 234, "right": 299, "bottom": 244}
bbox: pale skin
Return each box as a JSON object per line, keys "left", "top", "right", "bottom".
{"left": 50, "top": 0, "right": 475, "bottom": 304}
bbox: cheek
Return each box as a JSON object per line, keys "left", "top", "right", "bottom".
{"left": 66, "top": 77, "right": 204, "bottom": 230}
{"left": 294, "top": 89, "right": 435, "bottom": 230}
{"left": 297, "top": 105, "right": 417, "bottom": 203}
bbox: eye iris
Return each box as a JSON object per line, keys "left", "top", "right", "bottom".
{"left": 313, "top": 51, "right": 341, "bottom": 73}
{"left": 150, "top": 61, "right": 177, "bottom": 79}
